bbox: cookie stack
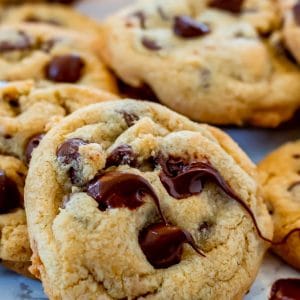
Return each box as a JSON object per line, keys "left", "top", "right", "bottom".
{"left": 0, "top": 0, "right": 299, "bottom": 300}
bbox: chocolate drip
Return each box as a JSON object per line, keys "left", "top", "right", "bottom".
{"left": 157, "top": 156, "right": 276, "bottom": 244}
{"left": 139, "top": 222, "right": 205, "bottom": 269}
{"left": 209, "top": 0, "right": 244, "bottom": 13}
{"left": 270, "top": 278, "right": 300, "bottom": 300}
{"left": 86, "top": 172, "right": 166, "bottom": 223}
{"left": 106, "top": 145, "right": 137, "bottom": 168}
{"left": 0, "top": 170, "right": 22, "bottom": 214}
{"left": 174, "top": 16, "right": 210, "bottom": 38}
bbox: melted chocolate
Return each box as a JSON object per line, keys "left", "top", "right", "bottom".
{"left": 157, "top": 156, "right": 276, "bottom": 244}
{"left": 270, "top": 278, "right": 300, "bottom": 300}
{"left": 57, "top": 138, "right": 87, "bottom": 165}
{"left": 209, "top": 0, "right": 244, "bottom": 13}
{"left": 106, "top": 145, "right": 137, "bottom": 168}
{"left": 0, "top": 31, "right": 32, "bottom": 53}
{"left": 139, "top": 222, "right": 205, "bottom": 269}
{"left": 174, "top": 16, "right": 210, "bottom": 38}
{"left": 294, "top": 1, "right": 300, "bottom": 26}
{"left": 141, "top": 37, "right": 162, "bottom": 51}
{"left": 25, "top": 133, "right": 45, "bottom": 165}
{"left": 45, "top": 55, "right": 85, "bottom": 83}
{"left": 0, "top": 170, "right": 22, "bottom": 214}
{"left": 86, "top": 172, "right": 166, "bottom": 222}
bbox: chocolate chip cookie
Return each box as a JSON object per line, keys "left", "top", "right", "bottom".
{"left": 25, "top": 100, "right": 272, "bottom": 299}
{"left": 0, "top": 81, "right": 118, "bottom": 276}
{"left": 258, "top": 141, "right": 300, "bottom": 270}
{"left": 100, "top": 0, "right": 300, "bottom": 127}
{"left": 1, "top": 4, "right": 101, "bottom": 34}
{"left": 0, "top": 23, "right": 117, "bottom": 91}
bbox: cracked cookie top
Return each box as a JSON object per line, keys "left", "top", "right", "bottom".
{"left": 100, "top": 0, "right": 300, "bottom": 127}
{"left": 0, "top": 23, "right": 117, "bottom": 91}
{"left": 258, "top": 140, "right": 300, "bottom": 270}
{"left": 25, "top": 100, "right": 272, "bottom": 299}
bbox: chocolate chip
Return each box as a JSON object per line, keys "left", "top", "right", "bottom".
{"left": 132, "top": 11, "right": 146, "bottom": 29}
{"left": 293, "top": 1, "right": 300, "bottom": 26}
{"left": 0, "top": 170, "right": 22, "bottom": 214}
{"left": 106, "top": 145, "right": 137, "bottom": 168}
{"left": 86, "top": 172, "right": 165, "bottom": 222}
{"left": 270, "top": 279, "right": 300, "bottom": 300}
{"left": 25, "top": 16, "right": 61, "bottom": 26}
{"left": 173, "top": 16, "right": 210, "bottom": 38}
{"left": 121, "top": 111, "right": 139, "bottom": 127}
{"left": 45, "top": 55, "right": 85, "bottom": 83}
{"left": 293, "top": 154, "right": 300, "bottom": 159}
{"left": 8, "top": 99, "right": 19, "bottom": 108}
{"left": 25, "top": 133, "right": 45, "bottom": 165}
{"left": 57, "top": 138, "right": 87, "bottom": 165}
{"left": 117, "top": 79, "right": 160, "bottom": 103}
{"left": 142, "top": 37, "right": 162, "bottom": 51}
{"left": 57, "top": 138, "right": 88, "bottom": 185}
{"left": 0, "top": 31, "right": 32, "bottom": 53}
{"left": 139, "top": 222, "right": 205, "bottom": 269}
{"left": 209, "top": 0, "right": 244, "bottom": 13}
{"left": 4, "top": 134, "right": 12, "bottom": 139}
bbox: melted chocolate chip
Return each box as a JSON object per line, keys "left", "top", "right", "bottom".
{"left": 106, "top": 145, "right": 137, "bottom": 168}
{"left": 142, "top": 37, "right": 162, "bottom": 51}
{"left": 45, "top": 55, "right": 85, "bottom": 83}
{"left": 0, "top": 170, "right": 22, "bottom": 214}
{"left": 293, "top": 1, "right": 300, "bottom": 26}
{"left": 121, "top": 111, "right": 139, "bottom": 127}
{"left": 25, "top": 16, "right": 61, "bottom": 26}
{"left": 132, "top": 11, "right": 146, "bottom": 29}
{"left": 117, "top": 79, "right": 160, "bottom": 103}
{"left": 57, "top": 138, "right": 87, "bottom": 165}
{"left": 209, "top": 0, "right": 244, "bottom": 13}
{"left": 25, "top": 133, "right": 45, "bottom": 165}
{"left": 86, "top": 172, "right": 166, "bottom": 222}
{"left": 270, "top": 278, "right": 300, "bottom": 300}
{"left": 139, "top": 222, "right": 205, "bottom": 269}
{"left": 293, "top": 154, "right": 300, "bottom": 159}
{"left": 174, "top": 16, "right": 210, "bottom": 38}
{"left": 157, "top": 156, "right": 277, "bottom": 244}
{"left": 0, "top": 31, "right": 32, "bottom": 53}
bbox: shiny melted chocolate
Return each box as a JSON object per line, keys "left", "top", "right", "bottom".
{"left": 0, "top": 170, "right": 22, "bottom": 214}
{"left": 139, "top": 222, "right": 205, "bottom": 269}
{"left": 106, "top": 145, "right": 137, "bottom": 168}
{"left": 209, "top": 0, "right": 244, "bottom": 13}
{"left": 86, "top": 171, "right": 166, "bottom": 222}
{"left": 270, "top": 278, "right": 300, "bottom": 300}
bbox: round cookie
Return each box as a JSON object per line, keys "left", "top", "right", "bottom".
{"left": 1, "top": 4, "right": 101, "bottom": 34}
{"left": 258, "top": 141, "right": 300, "bottom": 270}
{"left": 0, "top": 81, "right": 118, "bottom": 276}
{"left": 0, "top": 23, "right": 117, "bottom": 91}
{"left": 25, "top": 100, "right": 272, "bottom": 299}
{"left": 100, "top": 0, "right": 300, "bottom": 127}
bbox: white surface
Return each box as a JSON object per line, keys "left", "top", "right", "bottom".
{"left": 0, "top": 0, "right": 299, "bottom": 299}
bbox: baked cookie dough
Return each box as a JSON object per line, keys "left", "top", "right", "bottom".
{"left": 25, "top": 100, "right": 272, "bottom": 299}
{"left": 100, "top": 0, "right": 300, "bottom": 127}
{"left": 0, "top": 23, "right": 117, "bottom": 91}
{"left": 0, "top": 80, "right": 118, "bottom": 276}
{"left": 258, "top": 140, "right": 300, "bottom": 270}
{"left": 1, "top": 4, "right": 101, "bottom": 34}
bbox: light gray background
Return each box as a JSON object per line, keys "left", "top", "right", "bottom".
{"left": 1, "top": 0, "right": 299, "bottom": 299}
